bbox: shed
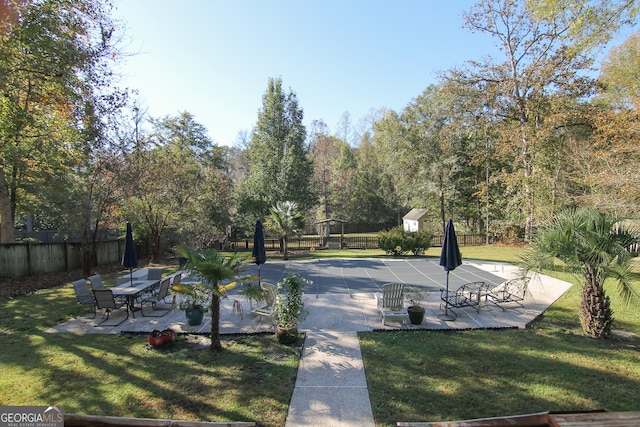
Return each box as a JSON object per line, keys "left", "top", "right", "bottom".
{"left": 403, "top": 209, "right": 429, "bottom": 232}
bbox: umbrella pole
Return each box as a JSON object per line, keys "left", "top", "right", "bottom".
{"left": 129, "top": 268, "right": 133, "bottom": 286}
{"left": 438, "top": 270, "right": 456, "bottom": 321}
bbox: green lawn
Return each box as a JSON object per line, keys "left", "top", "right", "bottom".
{"left": 0, "top": 283, "right": 302, "bottom": 427}
{"left": 360, "top": 248, "right": 640, "bottom": 426}
{"left": 1, "top": 245, "right": 638, "bottom": 427}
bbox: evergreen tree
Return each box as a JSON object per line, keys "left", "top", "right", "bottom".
{"left": 237, "top": 78, "right": 315, "bottom": 222}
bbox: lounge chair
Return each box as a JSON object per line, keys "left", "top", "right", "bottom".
{"left": 71, "top": 279, "right": 96, "bottom": 318}
{"left": 486, "top": 276, "right": 530, "bottom": 310}
{"left": 376, "top": 283, "right": 409, "bottom": 326}
{"left": 88, "top": 275, "right": 106, "bottom": 290}
{"left": 140, "top": 277, "right": 172, "bottom": 317}
{"left": 440, "top": 281, "right": 486, "bottom": 313}
{"left": 93, "top": 289, "right": 128, "bottom": 326}
{"left": 251, "top": 282, "right": 278, "bottom": 318}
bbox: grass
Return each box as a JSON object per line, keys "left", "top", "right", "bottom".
{"left": 1, "top": 244, "right": 639, "bottom": 426}
{"left": 0, "top": 283, "right": 302, "bottom": 427}
{"left": 360, "top": 249, "right": 640, "bottom": 426}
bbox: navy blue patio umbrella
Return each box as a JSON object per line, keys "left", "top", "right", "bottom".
{"left": 122, "top": 221, "right": 138, "bottom": 286}
{"left": 252, "top": 219, "right": 267, "bottom": 282}
{"left": 439, "top": 218, "right": 462, "bottom": 321}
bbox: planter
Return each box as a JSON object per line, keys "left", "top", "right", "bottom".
{"left": 276, "top": 324, "right": 298, "bottom": 344}
{"left": 407, "top": 306, "right": 425, "bottom": 325}
{"left": 148, "top": 328, "right": 176, "bottom": 348}
{"left": 185, "top": 306, "right": 205, "bottom": 326}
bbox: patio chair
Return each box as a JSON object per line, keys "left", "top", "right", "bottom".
{"left": 93, "top": 289, "right": 128, "bottom": 326}
{"left": 88, "top": 275, "right": 106, "bottom": 290}
{"left": 140, "top": 277, "right": 172, "bottom": 317}
{"left": 251, "top": 281, "right": 278, "bottom": 318}
{"left": 146, "top": 268, "right": 163, "bottom": 281}
{"left": 71, "top": 279, "right": 96, "bottom": 318}
{"left": 440, "top": 281, "right": 486, "bottom": 313}
{"left": 376, "top": 283, "right": 409, "bottom": 326}
{"left": 486, "top": 276, "right": 531, "bottom": 310}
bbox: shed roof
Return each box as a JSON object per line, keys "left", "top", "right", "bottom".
{"left": 403, "top": 208, "right": 428, "bottom": 221}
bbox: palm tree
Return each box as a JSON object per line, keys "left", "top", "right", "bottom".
{"left": 175, "top": 247, "right": 248, "bottom": 351}
{"left": 520, "top": 208, "right": 639, "bottom": 338}
{"left": 266, "top": 201, "right": 305, "bottom": 261}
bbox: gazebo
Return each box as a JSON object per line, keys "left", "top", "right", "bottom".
{"left": 314, "top": 218, "right": 347, "bottom": 249}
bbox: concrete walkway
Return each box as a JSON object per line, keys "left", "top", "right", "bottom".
{"left": 46, "top": 259, "right": 573, "bottom": 426}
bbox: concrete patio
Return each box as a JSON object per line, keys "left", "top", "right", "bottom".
{"left": 45, "top": 259, "right": 572, "bottom": 335}
{"left": 45, "top": 258, "right": 573, "bottom": 427}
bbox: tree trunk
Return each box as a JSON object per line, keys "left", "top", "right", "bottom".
{"left": 210, "top": 295, "right": 222, "bottom": 351}
{"left": 0, "top": 167, "right": 15, "bottom": 243}
{"left": 579, "top": 280, "right": 613, "bottom": 338}
{"left": 282, "top": 236, "right": 289, "bottom": 261}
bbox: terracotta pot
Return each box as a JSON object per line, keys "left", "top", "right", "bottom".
{"left": 148, "top": 328, "right": 176, "bottom": 347}
{"left": 276, "top": 324, "right": 298, "bottom": 344}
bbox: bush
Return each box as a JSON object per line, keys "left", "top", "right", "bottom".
{"left": 378, "top": 226, "right": 433, "bottom": 256}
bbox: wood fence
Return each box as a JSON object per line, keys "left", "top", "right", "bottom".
{"left": 0, "top": 240, "right": 148, "bottom": 278}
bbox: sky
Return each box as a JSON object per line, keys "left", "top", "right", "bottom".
{"left": 111, "top": 1, "right": 634, "bottom": 148}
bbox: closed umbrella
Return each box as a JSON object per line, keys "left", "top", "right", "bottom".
{"left": 439, "top": 218, "right": 462, "bottom": 321}
{"left": 252, "top": 219, "right": 267, "bottom": 282}
{"left": 122, "top": 221, "right": 138, "bottom": 286}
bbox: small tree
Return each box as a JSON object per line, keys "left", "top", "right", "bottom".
{"left": 175, "top": 247, "right": 248, "bottom": 351}
{"left": 520, "top": 208, "right": 639, "bottom": 338}
{"left": 266, "top": 201, "right": 305, "bottom": 261}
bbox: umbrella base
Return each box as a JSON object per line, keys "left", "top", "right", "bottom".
{"left": 438, "top": 312, "right": 456, "bottom": 321}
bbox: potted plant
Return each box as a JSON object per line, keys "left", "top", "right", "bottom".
{"left": 147, "top": 328, "right": 177, "bottom": 348}
{"left": 273, "top": 273, "right": 310, "bottom": 344}
{"left": 174, "top": 247, "right": 247, "bottom": 352}
{"left": 406, "top": 287, "right": 430, "bottom": 325}
{"left": 170, "top": 282, "right": 210, "bottom": 326}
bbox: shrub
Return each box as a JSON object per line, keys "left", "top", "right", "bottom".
{"left": 378, "top": 226, "right": 433, "bottom": 256}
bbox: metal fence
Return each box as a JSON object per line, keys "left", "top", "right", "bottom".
{"left": 223, "top": 234, "right": 487, "bottom": 252}
{"left": 0, "top": 234, "right": 487, "bottom": 278}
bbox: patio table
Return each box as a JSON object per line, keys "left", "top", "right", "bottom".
{"left": 112, "top": 279, "right": 160, "bottom": 317}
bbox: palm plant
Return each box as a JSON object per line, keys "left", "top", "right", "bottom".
{"left": 266, "top": 201, "right": 305, "bottom": 261}
{"left": 175, "top": 246, "right": 248, "bottom": 351}
{"left": 520, "top": 208, "right": 639, "bottom": 338}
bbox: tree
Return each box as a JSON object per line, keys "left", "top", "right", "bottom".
{"left": 0, "top": 0, "right": 122, "bottom": 242}
{"left": 237, "top": 78, "right": 315, "bottom": 223}
{"left": 598, "top": 30, "right": 640, "bottom": 110}
{"left": 308, "top": 120, "right": 342, "bottom": 235}
{"left": 450, "top": 0, "right": 630, "bottom": 241}
{"left": 265, "top": 201, "right": 305, "bottom": 261}
{"left": 175, "top": 247, "right": 247, "bottom": 351}
{"left": 520, "top": 207, "right": 639, "bottom": 338}
{"left": 125, "top": 112, "right": 230, "bottom": 259}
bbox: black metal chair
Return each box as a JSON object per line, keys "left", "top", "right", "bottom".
{"left": 440, "top": 281, "right": 486, "bottom": 313}
{"left": 486, "top": 277, "right": 531, "bottom": 310}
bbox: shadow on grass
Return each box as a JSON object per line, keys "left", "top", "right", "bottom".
{"left": 0, "top": 285, "right": 301, "bottom": 427}
{"left": 360, "top": 328, "right": 640, "bottom": 426}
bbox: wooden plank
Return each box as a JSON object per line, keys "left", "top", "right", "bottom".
{"left": 549, "top": 411, "right": 640, "bottom": 427}
{"left": 397, "top": 411, "right": 550, "bottom": 426}
{"left": 65, "top": 413, "right": 255, "bottom": 427}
